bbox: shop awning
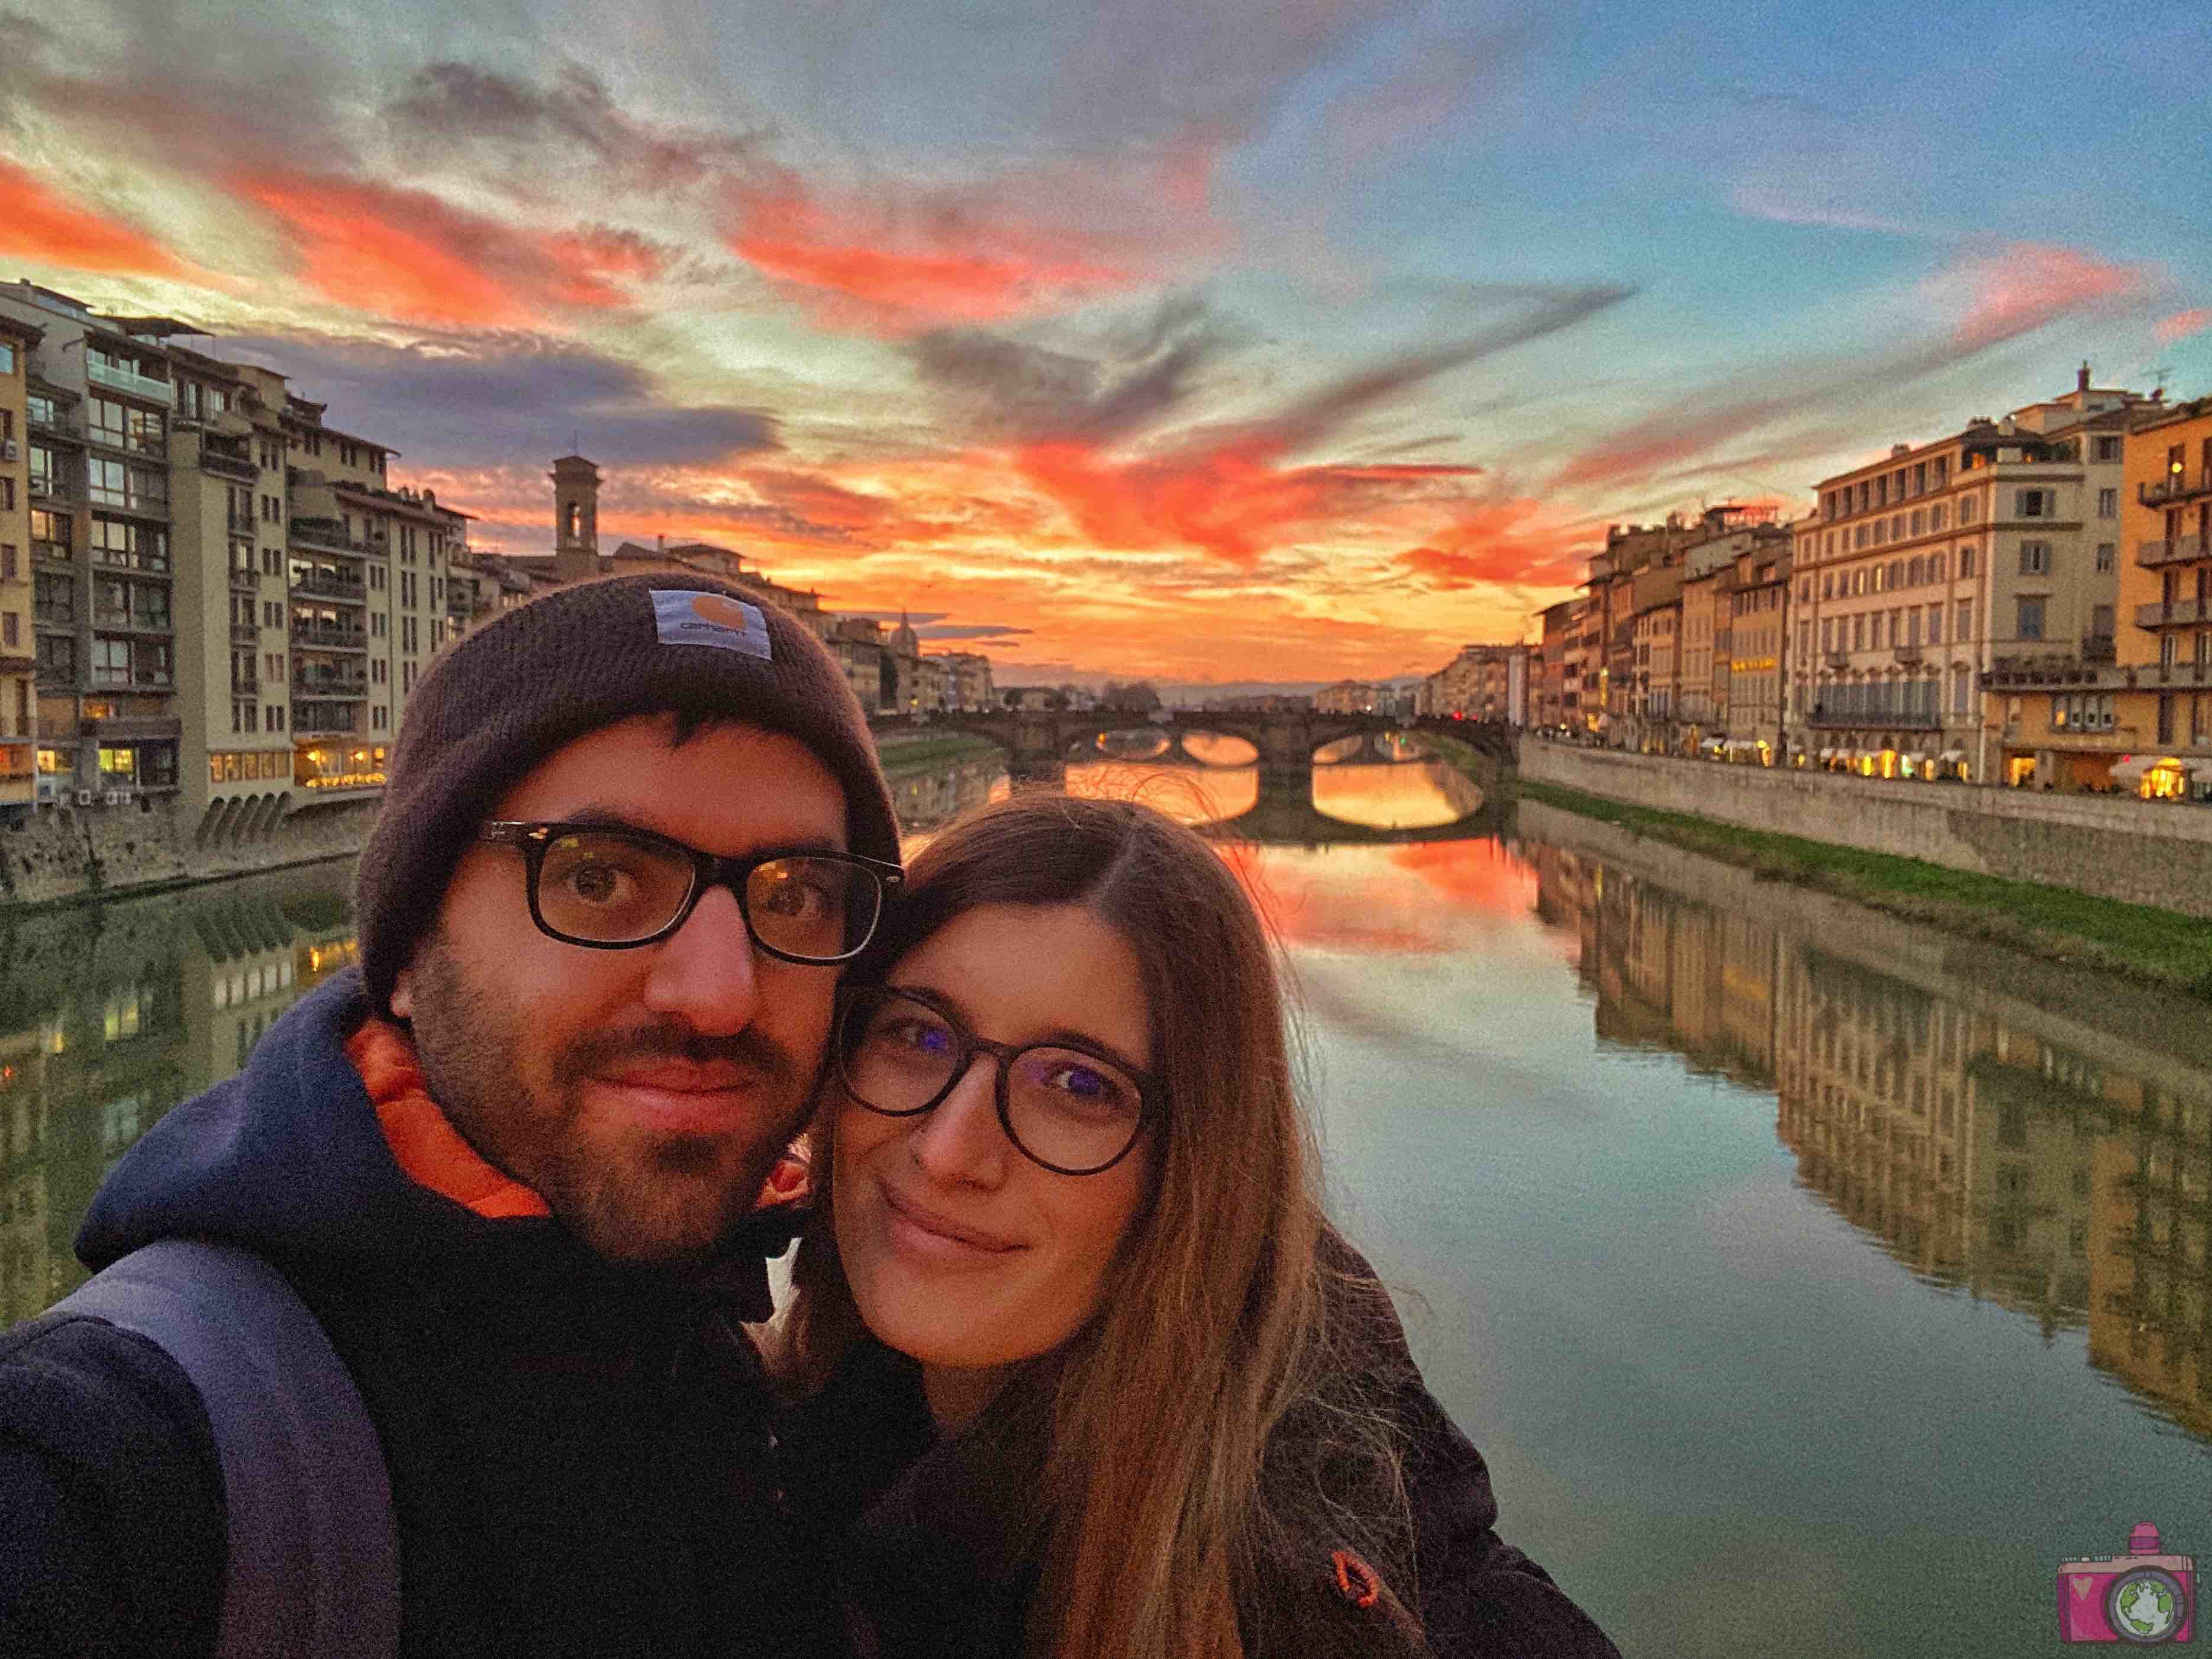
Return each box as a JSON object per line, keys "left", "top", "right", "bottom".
{"left": 1818, "top": 746, "right": 1836, "bottom": 762}
{"left": 1939, "top": 749, "right": 1967, "bottom": 764}
{"left": 2111, "top": 755, "right": 2188, "bottom": 785}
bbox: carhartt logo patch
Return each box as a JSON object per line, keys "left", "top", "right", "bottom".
{"left": 652, "top": 590, "right": 772, "bottom": 660}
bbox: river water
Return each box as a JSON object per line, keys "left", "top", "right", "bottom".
{"left": 4, "top": 749, "right": 2207, "bottom": 1658}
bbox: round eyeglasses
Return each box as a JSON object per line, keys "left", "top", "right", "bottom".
{"left": 834, "top": 985, "right": 1155, "bottom": 1176}
{"left": 478, "top": 820, "right": 903, "bottom": 964}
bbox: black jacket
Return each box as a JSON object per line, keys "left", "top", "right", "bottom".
{"left": 0, "top": 969, "right": 834, "bottom": 1659}
{"left": 779, "top": 1274, "right": 1623, "bottom": 1659}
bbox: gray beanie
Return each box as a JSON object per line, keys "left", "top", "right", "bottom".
{"left": 354, "top": 572, "right": 899, "bottom": 1014}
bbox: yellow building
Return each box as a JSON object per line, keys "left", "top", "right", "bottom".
{"left": 0, "top": 312, "right": 36, "bottom": 810}
{"left": 2104, "top": 397, "right": 2212, "bottom": 797}
{"left": 1797, "top": 369, "right": 2149, "bottom": 783}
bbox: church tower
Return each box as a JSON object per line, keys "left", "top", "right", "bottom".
{"left": 552, "top": 455, "right": 601, "bottom": 585}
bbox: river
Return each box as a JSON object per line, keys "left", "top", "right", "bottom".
{"left": 2, "top": 747, "right": 2205, "bottom": 1658}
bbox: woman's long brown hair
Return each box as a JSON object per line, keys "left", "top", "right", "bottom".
{"left": 783, "top": 793, "right": 1416, "bottom": 1657}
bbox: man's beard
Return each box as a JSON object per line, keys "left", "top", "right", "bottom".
{"left": 401, "top": 932, "right": 811, "bottom": 1265}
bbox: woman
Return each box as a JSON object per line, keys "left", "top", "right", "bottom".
{"left": 777, "top": 794, "right": 1618, "bottom": 1659}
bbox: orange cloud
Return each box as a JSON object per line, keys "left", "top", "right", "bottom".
{"left": 2156, "top": 307, "right": 2212, "bottom": 346}
{"left": 725, "top": 141, "right": 1228, "bottom": 334}
{"left": 1395, "top": 495, "right": 1596, "bottom": 589}
{"left": 1941, "top": 241, "right": 2161, "bottom": 352}
{"left": 733, "top": 185, "right": 1135, "bottom": 331}
{"left": 0, "top": 160, "right": 186, "bottom": 279}
{"left": 237, "top": 170, "right": 663, "bottom": 328}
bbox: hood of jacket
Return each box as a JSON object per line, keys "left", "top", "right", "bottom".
{"left": 76, "top": 967, "right": 789, "bottom": 1317}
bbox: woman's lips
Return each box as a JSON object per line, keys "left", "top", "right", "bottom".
{"left": 878, "top": 1178, "right": 1025, "bottom": 1258}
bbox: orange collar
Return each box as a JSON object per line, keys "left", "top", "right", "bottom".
{"left": 346, "top": 1018, "right": 552, "bottom": 1220}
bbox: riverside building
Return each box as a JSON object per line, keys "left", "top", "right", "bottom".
{"left": 1792, "top": 368, "right": 2149, "bottom": 782}
{"left": 1994, "top": 395, "right": 2212, "bottom": 798}
{"left": 1, "top": 312, "right": 36, "bottom": 811}
{"left": 0, "top": 281, "right": 471, "bottom": 836}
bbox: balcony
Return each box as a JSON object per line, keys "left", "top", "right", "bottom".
{"left": 1891, "top": 643, "right": 1924, "bottom": 664}
{"left": 32, "top": 539, "right": 73, "bottom": 566}
{"left": 2130, "top": 660, "right": 2212, "bottom": 688}
{"left": 228, "top": 511, "right": 259, "bottom": 535}
{"left": 86, "top": 357, "right": 175, "bottom": 405}
{"left": 1824, "top": 649, "right": 1850, "bottom": 669}
{"left": 290, "top": 518, "right": 350, "bottom": 552}
{"left": 230, "top": 566, "right": 260, "bottom": 592}
{"left": 2137, "top": 536, "right": 2208, "bottom": 570}
{"left": 2134, "top": 599, "right": 2212, "bottom": 630}
{"left": 290, "top": 572, "right": 367, "bottom": 603}
{"left": 2140, "top": 468, "right": 2212, "bottom": 510}
{"left": 292, "top": 623, "right": 369, "bottom": 650}
{"left": 1807, "top": 706, "right": 1943, "bottom": 730}
{"left": 27, "top": 408, "right": 80, "bottom": 440}
{"left": 230, "top": 621, "right": 260, "bottom": 645}
{"left": 2082, "top": 634, "right": 2117, "bottom": 665}
{"left": 231, "top": 678, "right": 260, "bottom": 698}
{"left": 92, "top": 610, "right": 174, "bottom": 636}
{"left": 292, "top": 674, "right": 368, "bottom": 698}
{"left": 199, "top": 450, "right": 257, "bottom": 484}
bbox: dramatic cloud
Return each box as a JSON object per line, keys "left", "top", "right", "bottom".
{"left": 217, "top": 333, "right": 779, "bottom": 472}
{"left": 2155, "top": 308, "right": 2212, "bottom": 347}
{"left": 237, "top": 172, "right": 665, "bottom": 328}
{"left": 0, "top": 159, "right": 187, "bottom": 278}
{"left": 1553, "top": 244, "right": 2170, "bottom": 495}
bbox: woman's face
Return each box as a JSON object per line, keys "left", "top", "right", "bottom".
{"left": 831, "top": 903, "right": 1155, "bottom": 1393}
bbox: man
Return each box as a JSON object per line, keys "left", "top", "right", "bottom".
{"left": 0, "top": 574, "right": 899, "bottom": 1656}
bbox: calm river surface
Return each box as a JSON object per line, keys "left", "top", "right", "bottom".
{"left": 5, "top": 749, "right": 2208, "bottom": 1658}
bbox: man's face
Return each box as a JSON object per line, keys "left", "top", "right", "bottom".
{"left": 390, "top": 714, "right": 851, "bottom": 1264}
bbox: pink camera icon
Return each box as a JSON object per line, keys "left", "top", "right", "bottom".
{"left": 2059, "top": 1523, "right": 2195, "bottom": 1644}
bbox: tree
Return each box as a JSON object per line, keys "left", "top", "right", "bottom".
{"left": 1101, "top": 680, "right": 1161, "bottom": 713}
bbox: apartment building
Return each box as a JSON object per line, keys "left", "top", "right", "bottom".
{"left": 1794, "top": 368, "right": 2147, "bottom": 781}
{"left": 1312, "top": 679, "right": 1377, "bottom": 714}
{"left": 0, "top": 313, "right": 34, "bottom": 810}
{"left": 1996, "top": 397, "right": 2212, "bottom": 797}
{"left": 1676, "top": 540, "right": 1734, "bottom": 745}
{"left": 1725, "top": 540, "right": 1791, "bottom": 753}
{"left": 0, "top": 282, "right": 469, "bottom": 832}
{"left": 1419, "top": 643, "right": 1530, "bottom": 722}
{"left": 1533, "top": 599, "right": 1576, "bottom": 729}
{"left": 934, "top": 652, "right": 995, "bottom": 714}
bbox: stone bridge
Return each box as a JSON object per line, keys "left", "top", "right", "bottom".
{"left": 869, "top": 710, "right": 1516, "bottom": 846}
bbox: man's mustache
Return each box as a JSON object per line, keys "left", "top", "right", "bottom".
{"left": 566, "top": 1020, "right": 797, "bottom": 1087}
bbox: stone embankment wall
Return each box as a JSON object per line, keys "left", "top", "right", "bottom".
{"left": 1520, "top": 742, "right": 2212, "bottom": 919}
{"left": 0, "top": 798, "right": 379, "bottom": 909}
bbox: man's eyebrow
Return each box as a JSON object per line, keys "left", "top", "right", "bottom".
{"left": 549, "top": 808, "right": 847, "bottom": 856}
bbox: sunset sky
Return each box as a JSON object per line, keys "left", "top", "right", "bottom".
{"left": 5, "top": 0, "right": 2208, "bottom": 687}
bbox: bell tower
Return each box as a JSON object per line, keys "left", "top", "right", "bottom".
{"left": 552, "top": 454, "right": 601, "bottom": 584}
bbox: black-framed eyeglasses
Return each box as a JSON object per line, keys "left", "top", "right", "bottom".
{"left": 479, "top": 820, "right": 903, "bottom": 964}
{"left": 834, "top": 985, "right": 1155, "bottom": 1177}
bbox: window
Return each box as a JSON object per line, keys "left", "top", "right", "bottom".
{"left": 1960, "top": 495, "right": 1978, "bottom": 524}
{"left": 2015, "top": 488, "right": 2052, "bottom": 518}
{"left": 34, "top": 569, "right": 73, "bottom": 624}
{"left": 0, "top": 543, "right": 13, "bottom": 580}
{"left": 2017, "top": 597, "right": 2045, "bottom": 640}
{"left": 2091, "top": 604, "right": 2114, "bottom": 640}
{"left": 1959, "top": 545, "right": 1976, "bottom": 577}
{"left": 1931, "top": 551, "right": 1946, "bottom": 582}
{"left": 2094, "top": 435, "right": 2121, "bottom": 462}
{"left": 2, "top": 614, "right": 14, "bottom": 648}
{"left": 1852, "top": 616, "right": 1866, "bottom": 651}
{"left": 0, "top": 342, "right": 12, "bottom": 375}
{"left": 1955, "top": 600, "right": 1972, "bottom": 640}
{"left": 91, "top": 635, "right": 132, "bottom": 687}
{"left": 88, "top": 517, "right": 169, "bottom": 572}
{"left": 1821, "top": 574, "right": 1834, "bottom": 599}
{"left": 1952, "top": 665, "right": 1970, "bottom": 715}
{"left": 1926, "top": 604, "right": 1942, "bottom": 644}
{"left": 37, "top": 633, "right": 75, "bottom": 681}
{"left": 2020, "top": 541, "right": 2050, "bottom": 576}
{"left": 268, "top": 705, "right": 284, "bottom": 732}
{"left": 2097, "top": 487, "right": 2117, "bottom": 518}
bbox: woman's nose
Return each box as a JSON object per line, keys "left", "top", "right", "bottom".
{"left": 907, "top": 1055, "right": 1011, "bottom": 1186}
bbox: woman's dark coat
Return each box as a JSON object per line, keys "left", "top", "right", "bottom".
{"left": 778, "top": 1249, "right": 1623, "bottom": 1659}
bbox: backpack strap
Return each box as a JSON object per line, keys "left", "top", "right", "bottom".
{"left": 54, "top": 1239, "right": 400, "bottom": 1659}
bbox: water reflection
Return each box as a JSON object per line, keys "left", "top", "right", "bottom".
{"left": 1527, "top": 835, "right": 2212, "bottom": 1441}
{"left": 1310, "top": 759, "right": 1481, "bottom": 830}
{"left": 0, "top": 861, "right": 359, "bottom": 1321}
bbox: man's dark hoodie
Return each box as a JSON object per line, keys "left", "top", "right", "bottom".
{"left": 0, "top": 969, "right": 830, "bottom": 1659}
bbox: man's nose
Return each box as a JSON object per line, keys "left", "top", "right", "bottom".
{"left": 639, "top": 882, "right": 763, "bottom": 1036}
{"left": 908, "top": 1056, "right": 1010, "bottom": 1187}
